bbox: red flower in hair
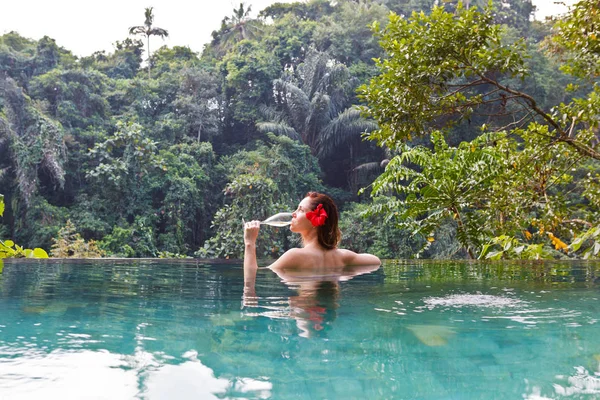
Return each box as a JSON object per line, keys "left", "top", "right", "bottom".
{"left": 306, "top": 204, "right": 328, "bottom": 227}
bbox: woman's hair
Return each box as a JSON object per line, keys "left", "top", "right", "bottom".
{"left": 305, "top": 192, "right": 341, "bottom": 250}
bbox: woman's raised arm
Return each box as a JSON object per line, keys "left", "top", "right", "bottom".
{"left": 243, "top": 221, "right": 260, "bottom": 301}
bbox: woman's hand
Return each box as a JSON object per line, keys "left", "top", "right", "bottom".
{"left": 243, "top": 221, "right": 260, "bottom": 294}
{"left": 244, "top": 220, "right": 260, "bottom": 245}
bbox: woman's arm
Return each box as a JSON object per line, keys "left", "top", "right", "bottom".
{"left": 340, "top": 249, "right": 381, "bottom": 267}
{"left": 243, "top": 221, "right": 260, "bottom": 302}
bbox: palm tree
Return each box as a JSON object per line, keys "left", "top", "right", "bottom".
{"left": 129, "top": 7, "right": 169, "bottom": 79}
{"left": 257, "top": 50, "right": 377, "bottom": 159}
{"left": 213, "top": 3, "right": 263, "bottom": 54}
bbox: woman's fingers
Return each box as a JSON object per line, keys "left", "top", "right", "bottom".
{"left": 244, "top": 220, "right": 260, "bottom": 244}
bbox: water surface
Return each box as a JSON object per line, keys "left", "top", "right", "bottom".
{"left": 1, "top": 259, "right": 599, "bottom": 399}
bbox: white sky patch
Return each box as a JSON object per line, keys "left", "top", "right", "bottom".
{"left": 532, "top": 0, "right": 575, "bottom": 20}
{"left": 0, "top": 0, "right": 296, "bottom": 57}
{"left": 0, "top": 0, "right": 578, "bottom": 58}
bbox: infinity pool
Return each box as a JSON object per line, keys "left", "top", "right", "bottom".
{"left": 1, "top": 259, "right": 599, "bottom": 399}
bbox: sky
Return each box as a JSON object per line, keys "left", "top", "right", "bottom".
{"left": 0, "top": 0, "right": 576, "bottom": 58}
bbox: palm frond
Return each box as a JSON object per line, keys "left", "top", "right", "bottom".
{"left": 258, "top": 104, "right": 287, "bottom": 123}
{"left": 349, "top": 161, "right": 383, "bottom": 191}
{"left": 273, "top": 79, "right": 310, "bottom": 133}
{"left": 305, "top": 93, "right": 331, "bottom": 150}
{"left": 318, "top": 107, "right": 378, "bottom": 158}
{"left": 327, "top": 87, "right": 348, "bottom": 117}
{"left": 256, "top": 121, "right": 301, "bottom": 141}
{"left": 316, "top": 61, "right": 348, "bottom": 94}
{"left": 299, "top": 50, "right": 329, "bottom": 97}
{"left": 352, "top": 162, "right": 383, "bottom": 175}
{"left": 128, "top": 26, "right": 146, "bottom": 35}
{"left": 149, "top": 28, "right": 169, "bottom": 38}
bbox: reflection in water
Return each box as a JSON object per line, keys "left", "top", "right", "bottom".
{"left": 141, "top": 350, "right": 272, "bottom": 399}
{"left": 288, "top": 280, "right": 339, "bottom": 338}
{"left": 243, "top": 264, "right": 379, "bottom": 338}
{"left": 0, "top": 347, "right": 272, "bottom": 400}
{"left": 0, "top": 349, "right": 138, "bottom": 399}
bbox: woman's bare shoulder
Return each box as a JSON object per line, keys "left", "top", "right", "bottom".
{"left": 268, "top": 248, "right": 310, "bottom": 270}
{"left": 336, "top": 248, "right": 381, "bottom": 266}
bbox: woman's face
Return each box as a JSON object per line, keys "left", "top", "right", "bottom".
{"left": 290, "top": 197, "right": 314, "bottom": 233}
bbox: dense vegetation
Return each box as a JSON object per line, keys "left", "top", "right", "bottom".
{"left": 0, "top": 0, "right": 598, "bottom": 260}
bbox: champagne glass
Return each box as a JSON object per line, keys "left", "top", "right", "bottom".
{"left": 261, "top": 212, "right": 293, "bottom": 227}
{"left": 242, "top": 212, "right": 293, "bottom": 227}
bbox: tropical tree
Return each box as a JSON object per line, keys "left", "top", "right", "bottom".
{"left": 548, "top": 0, "right": 600, "bottom": 79}
{"left": 217, "top": 40, "right": 281, "bottom": 144}
{"left": 257, "top": 50, "right": 377, "bottom": 159}
{"left": 86, "top": 121, "right": 166, "bottom": 220}
{"left": 383, "top": 0, "right": 534, "bottom": 32}
{"left": 80, "top": 38, "right": 144, "bottom": 79}
{"left": 339, "top": 199, "right": 421, "bottom": 259}
{"left": 173, "top": 67, "right": 223, "bottom": 143}
{"left": 359, "top": 1, "right": 600, "bottom": 258}
{"left": 359, "top": 2, "right": 599, "bottom": 159}
{"left": 259, "top": 0, "right": 334, "bottom": 21}
{"left": 211, "top": 3, "right": 263, "bottom": 55}
{"left": 151, "top": 142, "right": 216, "bottom": 254}
{"left": 312, "top": 0, "right": 389, "bottom": 65}
{"left": 29, "top": 68, "right": 110, "bottom": 131}
{"left": 0, "top": 75, "right": 66, "bottom": 206}
{"left": 129, "top": 7, "right": 169, "bottom": 78}
{"left": 365, "top": 131, "right": 504, "bottom": 258}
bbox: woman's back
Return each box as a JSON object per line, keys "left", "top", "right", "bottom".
{"left": 270, "top": 247, "right": 379, "bottom": 270}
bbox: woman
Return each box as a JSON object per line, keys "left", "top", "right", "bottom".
{"left": 243, "top": 192, "right": 381, "bottom": 279}
{"left": 242, "top": 192, "right": 381, "bottom": 336}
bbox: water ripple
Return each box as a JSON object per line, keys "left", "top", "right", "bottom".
{"left": 422, "top": 293, "right": 527, "bottom": 309}
{"left": 554, "top": 366, "right": 600, "bottom": 397}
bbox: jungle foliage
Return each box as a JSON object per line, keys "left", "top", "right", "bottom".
{"left": 360, "top": 0, "right": 600, "bottom": 259}
{"left": 1, "top": 0, "right": 597, "bottom": 260}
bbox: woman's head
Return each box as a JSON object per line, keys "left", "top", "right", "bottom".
{"left": 293, "top": 191, "right": 341, "bottom": 250}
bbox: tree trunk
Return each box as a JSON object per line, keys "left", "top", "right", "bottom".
{"left": 147, "top": 35, "right": 151, "bottom": 79}
{"left": 452, "top": 206, "right": 475, "bottom": 259}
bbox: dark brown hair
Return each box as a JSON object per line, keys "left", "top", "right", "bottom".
{"left": 305, "top": 192, "right": 341, "bottom": 250}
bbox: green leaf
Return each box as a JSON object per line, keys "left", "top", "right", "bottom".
{"left": 570, "top": 237, "right": 584, "bottom": 252}
{"left": 478, "top": 243, "right": 491, "bottom": 259}
{"left": 514, "top": 245, "right": 525, "bottom": 255}
{"left": 486, "top": 250, "right": 504, "bottom": 260}
{"left": 33, "top": 248, "right": 49, "bottom": 258}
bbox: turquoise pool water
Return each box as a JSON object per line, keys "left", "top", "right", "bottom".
{"left": 0, "top": 259, "right": 599, "bottom": 399}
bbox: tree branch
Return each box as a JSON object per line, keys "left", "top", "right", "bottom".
{"left": 479, "top": 75, "right": 563, "bottom": 133}
{"left": 479, "top": 75, "right": 600, "bottom": 160}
